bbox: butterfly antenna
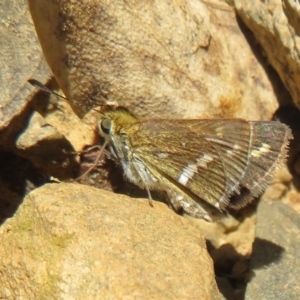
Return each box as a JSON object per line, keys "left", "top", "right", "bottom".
{"left": 28, "top": 79, "right": 92, "bottom": 111}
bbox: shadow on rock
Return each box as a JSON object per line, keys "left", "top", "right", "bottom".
{"left": 250, "top": 237, "right": 285, "bottom": 271}
{"left": 0, "top": 151, "right": 47, "bottom": 225}
{"left": 207, "top": 242, "right": 250, "bottom": 300}
{"left": 208, "top": 237, "right": 284, "bottom": 300}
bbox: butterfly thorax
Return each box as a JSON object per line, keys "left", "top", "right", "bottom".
{"left": 97, "top": 108, "right": 160, "bottom": 190}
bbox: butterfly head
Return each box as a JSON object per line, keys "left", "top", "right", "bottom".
{"left": 96, "top": 106, "right": 138, "bottom": 139}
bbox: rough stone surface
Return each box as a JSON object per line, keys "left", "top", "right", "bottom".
{"left": 0, "top": 0, "right": 50, "bottom": 132}
{"left": 233, "top": 0, "right": 300, "bottom": 109}
{"left": 246, "top": 200, "right": 300, "bottom": 299}
{"left": 28, "top": 0, "right": 284, "bottom": 120}
{"left": 0, "top": 0, "right": 94, "bottom": 185}
{"left": 14, "top": 91, "right": 97, "bottom": 180}
{"left": 282, "top": 189, "right": 300, "bottom": 214}
{"left": 15, "top": 111, "right": 80, "bottom": 179}
{"left": 0, "top": 183, "right": 221, "bottom": 300}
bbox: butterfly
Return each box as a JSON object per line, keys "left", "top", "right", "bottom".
{"left": 94, "top": 106, "right": 292, "bottom": 222}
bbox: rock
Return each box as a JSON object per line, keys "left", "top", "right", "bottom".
{"left": 28, "top": 0, "right": 282, "bottom": 120}
{"left": 15, "top": 112, "right": 79, "bottom": 179}
{"left": 14, "top": 94, "right": 97, "bottom": 180}
{"left": 216, "top": 276, "right": 236, "bottom": 300}
{"left": 226, "top": 216, "right": 255, "bottom": 257}
{"left": 0, "top": 0, "right": 50, "bottom": 133}
{"left": 282, "top": 190, "right": 300, "bottom": 214}
{"left": 0, "top": 150, "right": 47, "bottom": 225}
{"left": 0, "top": 183, "right": 221, "bottom": 299}
{"left": 0, "top": 1, "right": 96, "bottom": 184}
{"left": 275, "top": 166, "right": 293, "bottom": 184}
{"left": 262, "top": 183, "right": 287, "bottom": 201}
{"left": 234, "top": 0, "right": 300, "bottom": 109}
{"left": 187, "top": 214, "right": 255, "bottom": 299}
{"left": 246, "top": 200, "right": 300, "bottom": 299}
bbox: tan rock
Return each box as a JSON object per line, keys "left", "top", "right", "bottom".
{"left": 0, "top": 183, "right": 221, "bottom": 300}
{"left": 0, "top": 0, "right": 50, "bottom": 129}
{"left": 186, "top": 214, "right": 241, "bottom": 251}
{"left": 20, "top": 0, "right": 292, "bottom": 184}
{"left": 274, "top": 165, "right": 293, "bottom": 184}
{"left": 262, "top": 183, "right": 288, "bottom": 201}
{"left": 282, "top": 189, "right": 300, "bottom": 214}
{"left": 14, "top": 94, "right": 97, "bottom": 180}
{"left": 28, "top": 0, "right": 280, "bottom": 120}
{"left": 0, "top": 0, "right": 50, "bottom": 142}
{"left": 14, "top": 111, "right": 81, "bottom": 179}
{"left": 234, "top": 0, "right": 300, "bottom": 108}
{"left": 226, "top": 216, "right": 256, "bottom": 256}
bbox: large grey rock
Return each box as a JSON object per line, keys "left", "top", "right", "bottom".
{"left": 246, "top": 200, "right": 300, "bottom": 299}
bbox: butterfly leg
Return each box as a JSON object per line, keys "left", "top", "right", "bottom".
{"left": 75, "top": 140, "right": 109, "bottom": 181}
{"left": 145, "top": 186, "right": 153, "bottom": 207}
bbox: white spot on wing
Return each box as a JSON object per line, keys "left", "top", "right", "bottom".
{"left": 251, "top": 150, "right": 261, "bottom": 158}
{"left": 156, "top": 152, "right": 169, "bottom": 159}
{"left": 178, "top": 164, "right": 197, "bottom": 186}
{"left": 196, "top": 154, "right": 214, "bottom": 169}
{"left": 215, "top": 202, "right": 221, "bottom": 209}
{"left": 177, "top": 154, "right": 214, "bottom": 186}
{"left": 251, "top": 143, "right": 271, "bottom": 158}
{"left": 261, "top": 143, "right": 271, "bottom": 152}
{"left": 216, "top": 127, "right": 223, "bottom": 137}
{"left": 182, "top": 202, "right": 191, "bottom": 209}
{"left": 226, "top": 144, "right": 240, "bottom": 156}
{"left": 226, "top": 149, "right": 234, "bottom": 156}
{"left": 176, "top": 195, "right": 183, "bottom": 201}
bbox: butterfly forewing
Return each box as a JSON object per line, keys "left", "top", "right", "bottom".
{"left": 129, "top": 119, "right": 253, "bottom": 208}
{"left": 132, "top": 121, "right": 228, "bottom": 206}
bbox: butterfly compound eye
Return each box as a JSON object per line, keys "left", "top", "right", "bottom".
{"left": 100, "top": 118, "right": 112, "bottom": 135}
